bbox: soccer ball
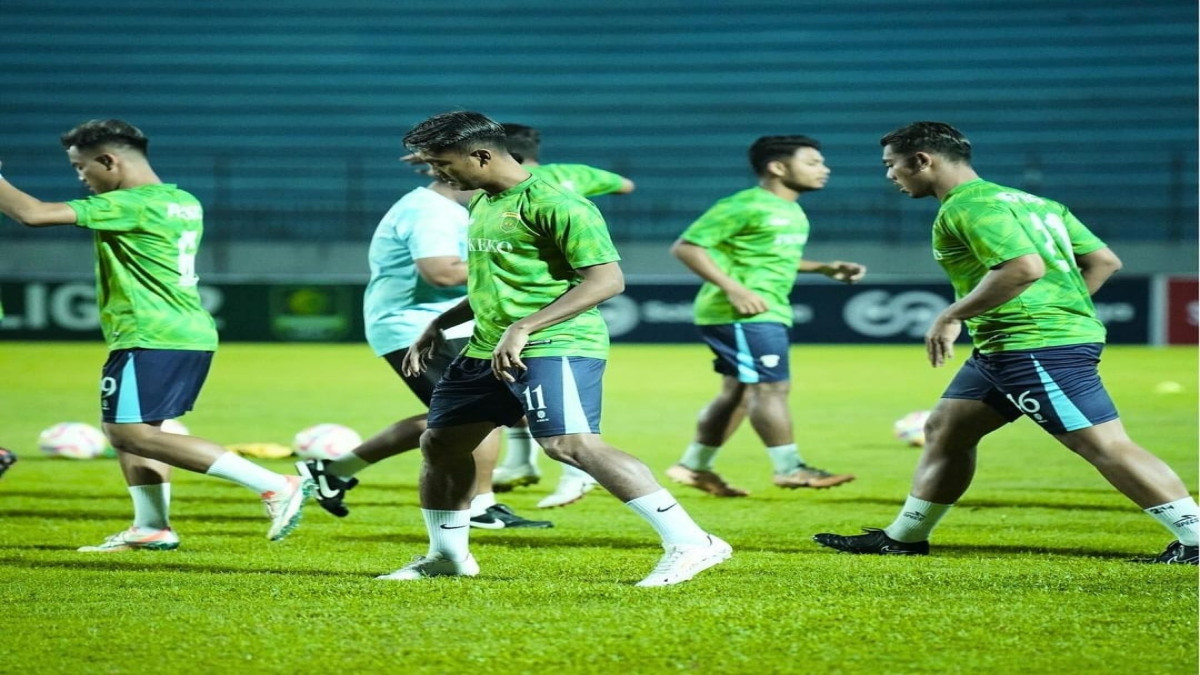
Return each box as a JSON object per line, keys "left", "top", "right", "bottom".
{"left": 293, "top": 423, "right": 361, "bottom": 460}
{"left": 38, "top": 422, "right": 109, "bottom": 459}
{"left": 893, "top": 410, "right": 930, "bottom": 448}
{"left": 160, "top": 419, "right": 190, "bottom": 435}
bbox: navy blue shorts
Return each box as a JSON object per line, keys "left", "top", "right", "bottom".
{"left": 427, "top": 356, "right": 604, "bottom": 437}
{"left": 699, "top": 322, "right": 791, "bottom": 383}
{"left": 383, "top": 337, "right": 468, "bottom": 407}
{"left": 942, "top": 343, "right": 1118, "bottom": 434}
{"left": 100, "top": 349, "right": 213, "bottom": 424}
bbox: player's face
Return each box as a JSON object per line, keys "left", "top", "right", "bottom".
{"left": 418, "top": 148, "right": 485, "bottom": 190}
{"left": 882, "top": 145, "right": 932, "bottom": 199}
{"left": 66, "top": 146, "right": 119, "bottom": 194}
{"left": 778, "top": 147, "right": 830, "bottom": 192}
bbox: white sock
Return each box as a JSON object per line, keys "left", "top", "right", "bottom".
{"left": 766, "top": 443, "right": 801, "bottom": 474}
{"left": 328, "top": 452, "right": 371, "bottom": 479}
{"left": 884, "top": 495, "right": 954, "bottom": 543}
{"left": 561, "top": 463, "right": 594, "bottom": 481}
{"left": 1145, "top": 497, "right": 1200, "bottom": 546}
{"left": 205, "top": 451, "right": 288, "bottom": 495}
{"left": 625, "top": 489, "right": 709, "bottom": 547}
{"left": 129, "top": 483, "right": 171, "bottom": 530}
{"left": 502, "top": 426, "right": 537, "bottom": 469}
{"left": 423, "top": 508, "right": 471, "bottom": 561}
{"left": 470, "top": 491, "right": 497, "bottom": 518}
{"left": 680, "top": 442, "right": 720, "bottom": 471}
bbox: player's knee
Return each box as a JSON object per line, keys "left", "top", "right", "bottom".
{"left": 102, "top": 422, "right": 154, "bottom": 452}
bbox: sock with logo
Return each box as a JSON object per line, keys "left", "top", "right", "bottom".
{"left": 625, "top": 489, "right": 709, "bottom": 547}
{"left": 1144, "top": 497, "right": 1200, "bottom": 546}
{"left": 766, "top": 443, "right": 802, "bottom": 474}
{"left": 327, "top": 452, "right": 371, "bottom": 479}
{"left": 423, "top": 508, "right": 471, "bottom": 561}
{"left": 884, "top": 495, "right": 953, "bottom": 543}
{"left": 129, "top": 483, "right": 171, "bottom": 531}
{"left": 470, "top": 491, "right": 497, "bottom": 518}
{"left": 502, "top": 426, "right": 538, "bottom": 470}
{"left": 680, "top": 442, "right": 721, "bottom": 471}
{"left": 205, "top": 451, "right": 289, "bottom": 495}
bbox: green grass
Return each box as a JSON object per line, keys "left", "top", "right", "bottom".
{"left": 2, "top": 343, "right": 1197, "bottom": 675}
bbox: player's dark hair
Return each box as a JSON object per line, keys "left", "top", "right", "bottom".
{"left": 403, "top": 111, "right": 507, "bottom": 155}
{"left": 880, "top": 122, "right": 972, "bottom": 163}
{"left": 60, "top": 119, "right": 149, "bottom": 155}
{"left": 748, "top": 135, "right": 821, "bottom": 175}
{"left": 501, "top": 123, "right": 540, "bottom": 164}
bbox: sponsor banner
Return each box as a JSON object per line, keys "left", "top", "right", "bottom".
{"left": 0, "top": 278, "right": 1151, "bottom": 344}
{"left": 1165, "top": 277, "right": 1198, "bottom": 345}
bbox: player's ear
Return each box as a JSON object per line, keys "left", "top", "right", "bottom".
{"left": 470, "top": 149, "right": 491, "bottom": 167}
{"left": 910, "top": 152, "right": 933, "bottom": 172}
{"left": 766, "top": 159, "right": 787, "bottom": 178}
{"left": 95, "top": 153, "right": 116, "bottom": 170}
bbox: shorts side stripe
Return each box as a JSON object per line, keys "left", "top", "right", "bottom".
{"left": 116, "top": 355, "right": 144, "bottom": 423}
{"left": 1031, "top": 356, "right": 1090, "bottom": 432}
{"left": 733, "top": 324, "right": 759, "bottom": 384}
{"left": 559, "top": 357, "right": 591, "bottom": 434}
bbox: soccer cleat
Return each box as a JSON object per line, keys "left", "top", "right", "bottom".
{"left": 492, "top": 464, "right": 541, "bottom": 493}
{"left": 0, "top": 447, "right": 16, "bottom": 479}
{"left": 812, "top": 527, "right": 930, "bottom": 555}
{"left": 665, "top": 464, "right": 748, "bottom": 497}
{"left": 537, "top": 475, "right": 599, "bottom": 508}
{"left": 78, "top": 527, "right": 180, "bottom": 553}
{"left": 295, "top": 459, "right": 358, "bottom": 518}
{"left": 1130, "top": 540, "right": 1199, "bottom": 565}
{"left": 773, "top": 465, "right": 855, "bottom": 489}
{"left": 263, "top": 475, "right": 315, "bottom": 541}
{"left": 636, "top": 535, "right": 733, "bottom": 587}
{"left": 470, "top": 503, "right": 554, "bottom": 529}
{"left": 375, "top": 553, "right": 480, "bottom": 581}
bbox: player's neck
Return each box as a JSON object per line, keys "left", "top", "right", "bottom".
{"left": 117, "top": 165, "right": 163, "bottom": 190}
{"left": 758, "top": 179, "right": 801, "bottom": 203}
{"left": 479, "top": 161, "right": 533, "bottom": 195}
{"left": 933, "top": 166, "right": 981, "bottom": 201}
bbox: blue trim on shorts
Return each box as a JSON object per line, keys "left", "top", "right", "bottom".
{"left": 1031, "top": 355, "right": 1090, "bottom": 432}
{"left": 558, "top": 357, "right": 591, "bottom": 435}
{"left": 115, "top": 356, "right": 143, "bottom": 423}
{"left": 733, "top": 324, "right": 760, "bottom": 384}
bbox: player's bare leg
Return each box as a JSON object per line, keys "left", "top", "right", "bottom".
{"left": 669, "top": 378, "right": 749, "bottom": 496}
{"left": 744, "top": 381, "right": 854, "bottom": 489}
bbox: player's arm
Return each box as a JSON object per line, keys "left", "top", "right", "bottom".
{"left": 1075, "top": 247, "right": 1122, "bottom": 296}
{"left": 490, "top": 261, "right": 625, "bottom": 381}
{"left": 797, "top": 258, "right": 867, "bottom": 283}
{"left": 925, "top": 253, "right": 1044, "bottom": 368}
{"left": 612, "top": 176, "right": 635, "bottom": 194}
{"left": 402, "top": 298, "right": 475, "bottom": 377}
{"left": 0, "top": 173, "right": 77, "bottom": 227}
{"left": 670, "top": 238, "right": 767, "bottom": 316}
{"left": 414, "top": 255, "right": 467, "bottom": 287}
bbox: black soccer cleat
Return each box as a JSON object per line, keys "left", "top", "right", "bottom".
{"left": 469, "top": 503, "right": 554, "bottom": 530}
{"left": 1130, "top": 540, "right": 1198, "bottom": 566}
{"left": 812, "top": 527, "right": 930, "bottom": 555}
{"left": 295, "top": 459, "right": 358, "bottom": 518}
{"left": 0, "top": 447, "right": 16, "bottom": 480}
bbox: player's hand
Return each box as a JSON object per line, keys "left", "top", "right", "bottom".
{"left": 924, "top": 313, "right": 961, "bottom": 367}
{"left": 491, "top": 326, "right": 530, "bottom": 382}
{"left": 725, "top": 286, "right": 768, "bottom": 316}
{"left": 823, "top": 261, "right": 867, "bottom": 284}
{"left": 402, "top": 325, "right": 445, "bottom": 376}
{"left": 399, "top": 153, "right": 436, "bottom": 177}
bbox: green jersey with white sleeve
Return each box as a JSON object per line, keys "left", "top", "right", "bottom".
{"left": 932, "top": 179, "right": 1107, "bottom": 353}
{"left": 67, "top": 184, "right": 218, "bottom": 351}
{"left": 463, "top": 174, "right": 620, "bottom": 360}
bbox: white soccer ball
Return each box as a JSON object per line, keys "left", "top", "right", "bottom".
{"left": 893, "top": 410, "right": 930, "bottom": 448}
{"left": 293, "top": 423, "right": 361, "bottom": 460}
{"left": 160, "top": 419, "right": 190, "bottom": 435}
{"left": 38, "top": 422, "right": 109, "bottom": 460}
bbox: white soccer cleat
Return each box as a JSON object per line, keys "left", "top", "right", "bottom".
{"left": 263, "top": 475, "right": 314, "bottom": 541}
{"left": 636, "top": 535, "right": 732, "bottom": 587}
{"left": 77, "top": 527, "right": 180, "bottom": 553}
{"left": 492, "top": 464, "right": 541, "bottom": 492}
{"left": 536, "top": 475, "right": 598, "bottom": 508}
{"left": 375, "top": 553, "right": 480, "bottom": 581}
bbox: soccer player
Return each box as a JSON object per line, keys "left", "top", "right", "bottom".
{"left": 813, "top": 121, "right": 1198, "bottom": 565}
{"left": 380, "top": 110, "right": 730, "bottom": 585}
{"left": 490, "top": 122, "right": 636, "bottom": 509}
{"left": 295, "top": 172, "right": 550, "bottom": 529}
{"left": 0, "top": 119, "right": 313, "bottom": 551}
{"left": 666, "top": 135, "right": 863, "bottom": 498}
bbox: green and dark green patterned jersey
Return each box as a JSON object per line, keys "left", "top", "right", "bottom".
{"left": 67, "top": 184, "right": 218, "bottom": 351}
{"left": 681, "top": 187, "right": 810, "bottom": 326}
{"left": 530, "top": 163, "right": 626, "bottom": 197}
{"left": 463, "top": 174, "right": 620, "bottom": 360}
{"left": 933, "top": 179, "right": 1107, "bottom": 352}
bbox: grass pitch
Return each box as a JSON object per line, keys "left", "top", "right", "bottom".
{"left": 1, "top": 342, "right": 1196, "bottom": 674}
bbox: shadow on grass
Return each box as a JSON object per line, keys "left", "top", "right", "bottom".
{"left": 0, "top": 555, "right": 358, "bottom": 577}
{"left": 813, "top": 495, "right": 1131, "bottom": 513}
{"left": 333, "top": 531, "right": 653, "bottom": 551}
{"left": 0, "top": 490, "right": 129, "bottom": 501}
{"left": 0, "top": 507, "right": 279, "bottom": 522}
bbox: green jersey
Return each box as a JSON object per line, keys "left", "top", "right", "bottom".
{"left": 933, "top": 179, "right": 1107, "bottom": 352}
{"left": 67, "top": 184, "right": 218, "bottom": 351}
{"left": 681, "top": 187, "right": 810, "bottom": 326}
{"left": 463, "top": 175, "right": 620, "bottom": 360}
{"left": 530, "top": 163, "right": 626, "bottom": 197}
